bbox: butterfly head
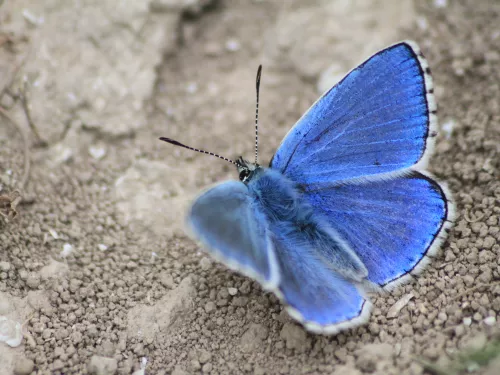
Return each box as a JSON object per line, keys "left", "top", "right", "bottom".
{"left": 236, "top": 157, "right": 259, "bottom": 183}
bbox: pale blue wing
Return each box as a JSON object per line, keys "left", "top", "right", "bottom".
{"left": 304, "top": 172, "right": 451, "bottom": 288}
{"left": 270, "top": 221, "right": 371, "bottom": 333}
{"left": 188, "top": 181, "right": 279, "bottom": 288}
{"left": 270, "top": 42, "right": 435, "bottom": 186}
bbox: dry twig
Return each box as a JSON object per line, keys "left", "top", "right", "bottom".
{"left": 19, "top": 80, "right": 47, "bottom": 147}
{"left": 0, "top": 35, "right": 32, "bottom": 99}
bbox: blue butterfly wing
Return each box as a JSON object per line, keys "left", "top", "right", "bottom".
{"left": 270, "top": 222, "right": 371, "bottom": 333}
{"left": 188, "top": 181, "right": 279, "bottom": 288}
{"left": 270, "top": 41, "right": 436, "bottom": 185}
{"left": 304, "top": 172, "right": 451, "bottom": 288}
{"left": 268, "top": 41, "right": 452, "bottom": 289}
{"left": 190, "top": 176, "right": 370, "bottom": 333}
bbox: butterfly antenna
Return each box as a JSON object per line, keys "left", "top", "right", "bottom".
{"left": 254, "top": 64, "right": 262, "bottom": 165}
{"left": 159, "top": 137, "right": 240, "bottom": 166}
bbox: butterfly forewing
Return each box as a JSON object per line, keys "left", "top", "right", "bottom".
{"left": 271, "top": 42, "right": 436, "bottom": 187}
{"left": 188, "top": 181, "right": 279, "bottom": 289}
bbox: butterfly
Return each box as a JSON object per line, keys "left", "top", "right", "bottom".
{"left": 160, "top": 41, "right": 454, "bottom": 334}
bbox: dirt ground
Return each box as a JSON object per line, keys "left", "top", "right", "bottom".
{"left": 0, "top": 0, "right": 499, "bottom": 374}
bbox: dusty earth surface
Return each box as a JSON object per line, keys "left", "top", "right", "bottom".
{"left": 1, "top": 0, "right": 499, "bottom": 374}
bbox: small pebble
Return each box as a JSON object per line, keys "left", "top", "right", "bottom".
{"left": 126, "top": 261, "right": 138, "bottom": 270}
{"left": 26, "top": 274, "right": 40, "bottom": 289}
{"left": 89, "top": 146, "right": 106, "bottom": 160}
{"left": 225, "top": 38, "right": 240, "bottom": 52}
{"left": 198, "top": 350, "right": 211, "bottom": 364}
{"left": 200, "top": 257, "right": 212, "bottom": 271}
{"left": 0, "top": 262, "right": 11, "bottom": 272}
{"left": 202, "top": 363, "right": 213, "bottom": 373}
{"left": 88, "top": 355, "right": 118, "bottom": 375}
{"left": 60, "top": 243, "right": 74, "bottom": 258}
{"left": 205, "top": 301, "right": 216, "bottom": 313}
{"left": 483, "top": 316, "right": 496, "bottom": 326}
{"left": 52, "top": 359, "right": 64, "bottom": 370}
{"left": 98, "top": 244, "right": 108, "bottom": 251}
{"left": 190, "top": 360, "right": 201, "bottom": 371}
{"left": 14, "top": 357, "right": 35, "bottom": 375}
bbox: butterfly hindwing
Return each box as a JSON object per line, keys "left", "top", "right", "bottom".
{"left": 270, "top": 222, "right": 371, "bottom": 333}
{"left": 304, "top": 172, "right": 451, "bottom": 288}
{"left": 188, "top": 181, "right": 279, "bottom": 288}
{"left": 270, "top": 41, "right": 436, "bottom": 186}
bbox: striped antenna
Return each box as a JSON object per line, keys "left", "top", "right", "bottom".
{"left": 159, "top": 137, "right": 240, "bottom": 166}
{"left": 255, "top": 65, "right": 262, "bottom": 164}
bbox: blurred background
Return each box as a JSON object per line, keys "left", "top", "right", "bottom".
{"left": 0, "top": 1, "right": 499, "bottom": 374}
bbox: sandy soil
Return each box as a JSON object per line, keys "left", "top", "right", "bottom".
{"left": 0, "top": 0, "right": 499, "bottom": 374}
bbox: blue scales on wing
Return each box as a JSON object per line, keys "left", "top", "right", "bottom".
{"left": 304, "top": 172, "right": 449, "bottom": 287}
{"left": 270, "top": 42, "right": 450, "bottom": 288}
{"left": 188, "top": 181, "right": 279, "bottom": 288}
{"left": 190, "top": 168, "right": 372, "bottom": 331}
{"left": 273, "top": 229, "right": 370, "bottom": 333}
{"left": 270, "top": 42, "right": 435, "bottom": 186}
{"left": 270, "top": 223, "right": 370, "bottom": 332}
{"left": 247, "top": 168, "right": 371, "bottom": 332}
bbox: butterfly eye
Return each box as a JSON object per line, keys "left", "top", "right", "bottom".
{"left": 239, "top": 169, "right": 250, "bottom": 182}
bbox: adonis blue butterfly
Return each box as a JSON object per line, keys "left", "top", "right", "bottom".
{"left": 160, "top": 41, "right": 454, "bottom": 334}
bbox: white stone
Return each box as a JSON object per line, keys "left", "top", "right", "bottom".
{"left": 0, "top": 316, "right": 23, "bottom": 347}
